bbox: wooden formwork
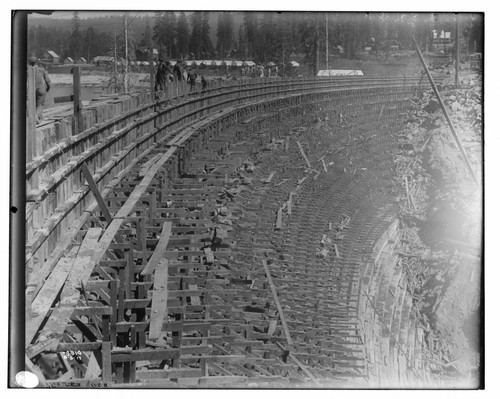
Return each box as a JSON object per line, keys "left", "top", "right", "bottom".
{"left": 25, "top": 79, "right": 425, "bottom": 387}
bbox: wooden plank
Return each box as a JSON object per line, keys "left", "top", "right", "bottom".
{"left": 140, "top": 222, "right": 172, "bottom": 276}
{"left": 262, "top": 260, "right": 292, "bottom": 345}
{"left": 275, "top": 342, "right": 320, "bottom": 385}
{"left": 93, "top": 218, "right": 124, "bottom": 262}
{"left": 37, "top": 228, "right": 102, "bottom": 342}
{"left": 275, "top": 208, "right": 283, "bottom": 230}
{"left": 188, "top": 284, "right": 201, "bottom": 306}
{"left": 265, "top": 171, "right": 276, "bottom": 184}
{"left": 73, "top": 66, "right": 83, "bottom": 133}
{"left": 148, "top": 259, "right": 169, "bottom": 340}
{"left": 115, "top": 147, "right": 177, "bottom": 219}
{"left": 53, "top": 94, "right": 74, "bottom": 103}
{"left": 136, "top": 368, "right": 204, "bottom": 380}
{"left": 138, "top": 153, "right": 162, "bottom": 177}
{"left": 81, "top": 162, "right": 113, "bottom": 222}
{"left": 102, "top": 342, "right": 112, "bottom": 383}
{"left": 84, "top": 352, "right": 101, "bottom": 380}
{"left": 296, "top": 141, "right": 311, "bottom": 168}
{"left": 26, "top": 247, "right": 79, "bottom": 346}
{"left": 322, "top": 158, "right": 328, "bottom": 173}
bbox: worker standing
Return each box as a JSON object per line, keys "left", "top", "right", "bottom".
{"left": 29, "top": 56, "right": 51, "bottom": 124}
{"left": 188, "top": 68, "right": 198, "bottom": 92}
{"left": 173, "top": 60, "right": 183, "bottom": 81}
{"left": 155, "top": 60, "right": 167, "bottom": 99}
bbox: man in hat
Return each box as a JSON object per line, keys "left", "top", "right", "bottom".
{"left": 29, "top": 56, "right": 51, "bottom": 123}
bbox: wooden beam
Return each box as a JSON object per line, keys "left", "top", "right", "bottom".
{"left": 296, "top": 141, "right": 311, "bottom": 168}
{"left": 275, "top": 342, "right": 320, "bottom": 385}
{"left": 148, "top": 259, "right": 169, "bottom": 340}
{"left": 81, "top": 162, "right": 113, "bottom": 222}
{"left": 140, "top": 222, "right": 172, "bottom": 276}
{"left": 36, "top": 228, "right": 102, "bottom": 342}
{"left": 275, "top": 208, "right": 283, "bottom": 230}
{"left": 261, "top": 260, "right": 292, "bottom": 345}
{"left": 25, "top": 247, "right": 79, "bottom": 346}
{"left": 102, "top": 342, "right": 112, "bottom": 383}
{"left": 115, "top": 147, "right": 177, "bottom": 219}
{"left": 72, "top": 66, "right": 83, "bottom": 133}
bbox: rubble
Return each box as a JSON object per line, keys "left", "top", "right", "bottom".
{"left": 394, "top": 69, "right": 482, "bottom": 382}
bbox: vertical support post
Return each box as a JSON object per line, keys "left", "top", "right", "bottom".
{"left": 455, "top": 13, "right": 460, "bottom": 88}
{"left": 26, "top": 64, "right": 36, "bottom": 162}
{"left": 102, "top": 341, "right": 112, "bottom": 383}
{"left": 149, "top": 46, "right": 155, "bottom": 101}
{"left": 325, "top": 13, "right": 329, "bottom": 71}
{"left": 72, "top": 66, "right": 83, "bottom": 134}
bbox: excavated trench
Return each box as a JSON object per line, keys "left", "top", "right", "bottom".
{"left": 25, "top": 78, "right": 480, "bottom": 388}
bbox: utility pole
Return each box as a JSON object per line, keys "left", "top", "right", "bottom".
{"left": 325, "top": 13, "right": 329, "bottom": 74}
{"left": 124, "top": 14, "right": 129, "bottom": 93}
{"left": 315, "top": 16, "right": 320, "bottom": 76}
{"left": 455, "top": 13, "right": 460, "bottom": 87}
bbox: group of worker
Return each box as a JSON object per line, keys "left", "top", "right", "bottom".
{"left": 30, "top": 56, "right": 280, "bottom": 123}
{"left": 240, "top": 64, "right": 279, "bottom": 78}
{"left": 154, "top": 59, "right": 208, "bottom": 99}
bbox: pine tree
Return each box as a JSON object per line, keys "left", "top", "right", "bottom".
{"left": 153, "top": 12, "right": 177, "bottom": 59}
{"left": 201, "top": 12, "right": 215, "bottom": 58}
{"left": 140, "top": 19, "right": 152, "bottom": 47}
{"left": 216, "top": 12, "right": 234, "bottom": 59}
{"left": 256, "top": 13, "right": 279, "bottom": 63}
{"left": 243, "top": 12, "right": 259, "bottom": 59}
{"left": 176, "top": 12, "right": 190, "bottom": 59}
{"left": 189, "top": 12, "right": 203, "bottom": 59}
{"left": 237, "top": 24, "right": 247, "bottom": 59}
{"left": 69, "top": 11, "right": 82, "bottom": 60}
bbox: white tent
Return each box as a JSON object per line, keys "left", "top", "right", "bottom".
{"left": 317, "top": 69, "right": 363, "bottom": 77}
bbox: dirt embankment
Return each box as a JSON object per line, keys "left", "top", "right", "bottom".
{"left": 394, "top": 70, "right": 482, "bottom": 386}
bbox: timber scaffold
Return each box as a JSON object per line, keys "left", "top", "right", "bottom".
{"left": 25, "top": 76, "right": 441, "bottom": 388}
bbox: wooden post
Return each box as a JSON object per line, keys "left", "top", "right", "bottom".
{"left": 26, "top": 65, "right": 36, "bottom": 161}
{"left": 72, "top": 66, "right": 83, "bottom": 134}
{"left": 412, "top": 36, "right": 477, "bottom": 184}
{"left": 149, "top": 46, "right": 155, "bottom": 101}
{"left": 261, "top": 260, "right": 292, "bottom": 345}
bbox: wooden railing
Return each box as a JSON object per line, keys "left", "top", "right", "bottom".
{"left": 25, "top": 76, "right": 431, "bottom": 283}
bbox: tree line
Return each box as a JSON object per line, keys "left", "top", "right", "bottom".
{"left": 28, "top": 12, "right": 483, "bottom": 72}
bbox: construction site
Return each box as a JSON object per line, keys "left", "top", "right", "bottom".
{"left": 17, "top": 11, "right": 483, "bottom": 389}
